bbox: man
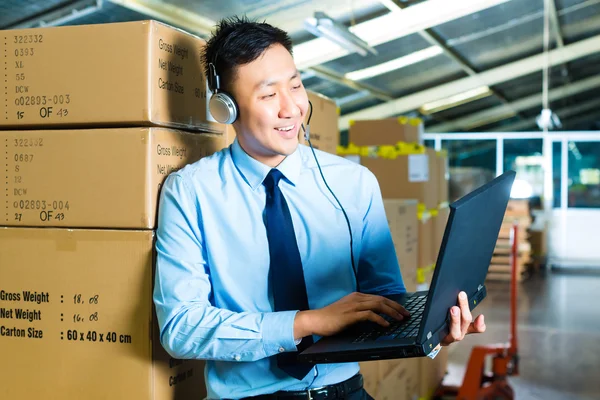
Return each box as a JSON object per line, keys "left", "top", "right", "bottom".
{"left": 153, "top": 16, "right": 485, "bottom": 400}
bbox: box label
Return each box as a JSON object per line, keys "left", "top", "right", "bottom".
{"left": 408, "top": 154, "right": 429, "bottom": 182}
{"left": 4, "top": 135, "right": 73, "bottom": 225}
{"left": 0, "top": 289, "right": 136, "bottom": 346}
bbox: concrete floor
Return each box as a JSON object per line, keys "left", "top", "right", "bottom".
{"left": 443, "top": 270, "right": 600, "bottom": 400}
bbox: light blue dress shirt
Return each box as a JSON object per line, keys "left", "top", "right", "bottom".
{"left": 153, "top": 138, "right": 406, "bottom": 399}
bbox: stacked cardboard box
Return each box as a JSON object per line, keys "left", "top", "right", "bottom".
{"left": 348, "top": 117, "right": 423, "bottom": 146}
{"left": 298, "top": 90, "right": 340, "bottom": 154}
{"left": 360, "top": 200, "right": 421, "bottom": 399}
{"left": 489, "top": 199, "right": 532, "bottom": 281}
{"left": 341, "top": 118, "right": 449, "bottom": 398}
{"left": 0, "top": 21, "right": 225, "bottom": 399}
{"left": 384, "top": 200, "right": 419, "bottom": 292}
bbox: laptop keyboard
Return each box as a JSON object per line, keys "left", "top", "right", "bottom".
{"left": 352, "top": 295, "right": 427, "bottom": 343}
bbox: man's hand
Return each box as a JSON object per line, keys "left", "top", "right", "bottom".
{"left": 294, "top": 292, "right": 410, "bottom": 339}
{"left": 441, "top": 291, "right": 486, "bottom": 346}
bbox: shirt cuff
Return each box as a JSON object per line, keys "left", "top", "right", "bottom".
{"left": 262, "top": 310, "right": 299, "bottom": 356}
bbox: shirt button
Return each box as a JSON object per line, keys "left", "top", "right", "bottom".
{"left": 234, "top": 355, "right": 241, "bottom": 361}
{"left": 278, "top": 347, "right": 285, "bottom": 353}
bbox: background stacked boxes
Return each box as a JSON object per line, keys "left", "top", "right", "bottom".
{"left": 0, "top": 21, "right": 226, "bottom": 399}
{"left": 342, "top": 118, "right": 450, "bottom": 400}
{"left": 488, "top": 199, "right": 534, "bottom": 282}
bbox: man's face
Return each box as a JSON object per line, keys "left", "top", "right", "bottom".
{"left": 230, "top": 43, "right": 309, "bottom": 167}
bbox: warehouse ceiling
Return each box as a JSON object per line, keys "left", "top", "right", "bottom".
{"left": 2, "top": 0, "right": 600, "bottom": 134}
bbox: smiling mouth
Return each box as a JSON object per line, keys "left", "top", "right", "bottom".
{"left": 275, "top": 124, "right": 295, "bottom": 132}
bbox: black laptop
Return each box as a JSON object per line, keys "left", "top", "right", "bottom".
{"left": 298, "top": 170, "right": 516, "bottom": 364}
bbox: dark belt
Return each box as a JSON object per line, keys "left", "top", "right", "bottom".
{"left": 240, "top": 373, "right": 364, "bottom": 400}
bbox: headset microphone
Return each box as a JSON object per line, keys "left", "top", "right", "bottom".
{"left": 302, "top": 100, "right": 359, "bottom": 291}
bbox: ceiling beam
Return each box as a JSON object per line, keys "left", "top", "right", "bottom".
{"left": 489, "top": 97, "right": 600, "bottom": 132}
{"left": 309, "top": 66, "right": 394, "bottom": 102}
{"left": 548, "top": 0, "right": 564, "bottom": 47}
{"left": 5, "top": 0, "right": 101, "bottom": 29}
{"left": 107, "top": 0, "right": 215, "bottom": 38}
{"left": 339, "top": 33, "right": 600, "bottom": 131}
{"left": 294, "top": 0, "right": 509, "bottom": 70}
{"left": 560, "top": 110, "right": 600, "bottom": 129}
{"left": 426, "top": 74, "right": 600, "bottom": 132}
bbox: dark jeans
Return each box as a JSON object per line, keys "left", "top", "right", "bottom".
{"left": 348, "top": 388, "right": 374, "bottom": 400}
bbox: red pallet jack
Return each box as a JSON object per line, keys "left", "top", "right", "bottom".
{"left": 435, "top": 223, "right": 520, "bottom": 400}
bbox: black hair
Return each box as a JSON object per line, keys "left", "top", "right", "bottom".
{"left": 201, "top": 16, "right": 293, "bottom": 93}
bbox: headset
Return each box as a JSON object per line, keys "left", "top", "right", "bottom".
{"left": 208, "top": 61, "right": 358, "bottom": 289}
{"left": 208, "top": 62, "right": 239, "bottom": 124}
{"left": 302, "top": 108, "right": 358, "bottom": 290}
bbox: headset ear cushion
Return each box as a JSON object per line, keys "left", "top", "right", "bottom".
{"left": 209, "top": 92, "right": 239, "bottom": 124}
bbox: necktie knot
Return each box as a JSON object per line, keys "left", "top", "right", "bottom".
{"left": 263, "top": 169, "right": 284, "bottom": 192}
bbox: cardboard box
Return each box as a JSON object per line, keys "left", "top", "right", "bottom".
{"left": 358, "top": 148, "right": 438, "bottom": 210}
{"left": 361, "top": 359, "right": 419, "bottom": 400}
{"left": 360, "top": 361, "right": 381, "bottom": 397}
{"left": 384, "top": 200, "right": 418, "bottom": 292}
{"left": 418, "top": 214, "right": 434, "bottom": 271}
{"left": 0, "top": 228, "right": 206, "bottom": 399}
{"left": 298, "top": 90, "right": 340, "bottom": 154}
{"left": 419, "top": 347, "right": 448, "bottom": 399}
{"left": 2, "top": 127, "right": 225, "bottom": 229}
{"left": 348, "top": 117, "right": 423, "bottom": 146}
{"left": 0, "top": 20, "right": 222, "bottom": 133}
{"left": 378, "top": 360, "right": 419, "bottom": 400}
{"left": 437, "top": 151, "right": 449, "bottom": 206}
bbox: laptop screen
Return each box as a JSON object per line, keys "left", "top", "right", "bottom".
{"left": 417, "top": 171, "right": 516, "bottom": 343}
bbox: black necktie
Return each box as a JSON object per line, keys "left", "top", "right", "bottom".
{"left": 263, "top": 169, "right": 314, "bottom": 380}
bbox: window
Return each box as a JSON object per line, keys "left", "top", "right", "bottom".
{"left": 504, "top": 139, "right": 543, "bottom": 199}
{"left": 424, "top": 139, "right": 434, "bottom": 149}
{"left": 567, "top": 141, "right": 600, "bottom": 208}
{"left": 553, "top": 141, "right": 562, "bottom": 208}
{"left": 442, "top": 139, "right": 496, "bottom": 202}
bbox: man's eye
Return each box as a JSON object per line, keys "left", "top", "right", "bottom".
{"left": 292, "top": 85, "right": 301, "bottom": 90}
{"left": 262, "top": 93, "right": 276, "bottom": 99}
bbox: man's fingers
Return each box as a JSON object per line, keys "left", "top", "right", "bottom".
{"left": 357, "top": 310, "right": 389, "bottom": 328}
{"left": 467, "top": 314, "right": 486, "bottom": 334}
{"left": 449, "top": 306, "right": 462, "bottom": 342}
{"left": 356, "top": 294, "right": 410, "bottom": 317}
{"left": 381, "top": 298, "right": 410, "bottom": 317}
{"left": 458, "top": 292, "right": 473, "bottom": 337}
{"left": 356, "top": 300, "right": 405, "bottom": 321}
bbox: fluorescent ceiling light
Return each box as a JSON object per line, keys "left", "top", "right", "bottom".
{"left": 304, "top": 12, "right": 377, "bottom": 57}
{"left": 419, "top": 86, "right": 493, "bottom": 115}
{"left": 345, "top": 46, "right": 443, "bottom": 81}
{"left": 378, "top": 0, "right": 402, "bottom": 12}
{"left": 293, "top": 0, "right": 509, "bottom": 69}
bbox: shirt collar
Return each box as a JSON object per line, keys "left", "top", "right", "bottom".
{"left": 231, "top": 138, "right": 302, "bottom": 190}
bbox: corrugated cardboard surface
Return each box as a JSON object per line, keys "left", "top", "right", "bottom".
{"left": 437, "top": 153, "right": 449, "bottom": 205}
{"left": 418, "top": 216, "right": 434, "bottom": 270}
{"left": 419, "top": 347, "right": 448, "bottom": 399}
{"left": 361, "top": 358, "right": 419, "bottom": 400}
{"left": 0, "top": 228, "right": 206, "bottom": 399}
{"left": 1, "top": 20, "right": 222, "bottom": 133}
{"left": 433, "top": 207, "right": 450, "bottom": 264}
{"left": 2, "top": 127, "right": 225, "bottom": 229}
{"left": 378, "top": 360, "right": 419, "bottom": 400}
{"left": 298, "top": 90, "right": 339, "bottom": 154}
{"left": 359, "top": 152, "right": 437, "bottom": 210}
{"left": 384, "top": 200, "right": 418, "bottom": 292}
{"left": 348, "top": 118, "right": 422, "bottom": 147}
